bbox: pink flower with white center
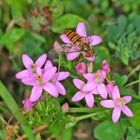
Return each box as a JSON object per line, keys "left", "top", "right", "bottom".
{"left": 72, "top": 78, "right": 98, "bottom": 108}
{"left": 83, "top": 70, "right": 108, "bottom": 99}
{"left": 15, "top": 54, "right": 47, "bottom": 79}
{"left": 22, "top": 67, "right": 58, "bottom": 102}
{"left": 22, "top": 98, "right": 36, "bottom": 110}
{"left": 44, "top": 60, "right": 70, "bottom": 95}
{"left": 75, "top": 62, "right": 86, "bottom": 75}
{"left": 100, "top": 85, "right": 133, "bottom": 123}
{"left": 106, "top": 81, "right": 115, "bottom": 97}
{"left": 102, "top": 60, "right": 110, "bottom": 73}
{"left": 59, "top": 22, "right": 102, "bottom": 61}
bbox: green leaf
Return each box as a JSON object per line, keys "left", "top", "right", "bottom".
{"left": 11, "top": 7, "right": 23, "bottom": 21}
{"left": 94, "top": 46, "right": 110, "bottom": 70}
{"left": 0, "top": 28, "right": 26, "bottom": 46}
{"left": 0, "top": 81, "right": 34, "bottom": 140}
{"left": 62, "top": 128, "right": 73, "bottom": 140}
{"left": 126, "top": 127, "right": 140, "bottom": 140}
{"left": 107, "top": 25, "right": 117, "bottom": 42}
{"left": 94, "top": 120, "right": 127, "bottom": 140}
{"left": 52, "top": 14, "right": 85, "bottom": 33}
{"left": 117, "top": 15, "right": 127, "bottom": 36}
{"left": 112, "top": 74, "right": 128, "bottom": 87}
{"left": 129, "top": 103, "right": 140, "bottom": 129}
{"left": 121, "top": 47, "right": 129, "bottom": 65}
{"left": 5, "top": 0, "right": 27, "bottom": 10}
{"left": 50, "top": 0, "right": 64, "bottom": 19}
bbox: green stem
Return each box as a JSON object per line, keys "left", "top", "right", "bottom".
{"left": 128, "top": 64, "right": 140, "bottom": 78}
{"left": 138, "top": 72, "right": 140, "bottom": 96}
{"left": 125, "top": 80, "right": 140, "bottom": 87}
{"left": 68, "top": 107, "right": 95, "bottom": 113}
{"left": 75, "top": 112, "right": 102, "bottom": 122}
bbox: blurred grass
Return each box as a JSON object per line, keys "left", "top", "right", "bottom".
{"left": 0, "top": 81, "right": 34, "bottom": 140}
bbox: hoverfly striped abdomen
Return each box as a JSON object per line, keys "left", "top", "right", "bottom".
{"left": 65, "top": 30, "right": 84, "bottom": 47}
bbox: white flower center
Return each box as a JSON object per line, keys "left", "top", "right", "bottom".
{"left": 116, "top": 98, "right": 126, "bottom": 107}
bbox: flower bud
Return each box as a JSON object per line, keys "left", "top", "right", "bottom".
{"left": 22, "top": 98, "right": 36, "bottom": 110}
{"left": 102, "top": 60, "right": 110, "bottom": 73}
{"left": 75, "top": 62, "right": 86, "bottom": 75}
{"left": 62, "top": 102, "right": 69, "bottom": 112}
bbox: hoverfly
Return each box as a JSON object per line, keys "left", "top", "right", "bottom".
{"left": 64, "top": 29, "right": 94, "bottom": 58}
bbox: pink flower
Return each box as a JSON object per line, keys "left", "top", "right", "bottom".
{"left": 22, "top": 98, "right": 36, "bottom": 110}
{"left": 72, "top": 78, "right": 98, "bottom": 108}
{"left": 59, "top": 22, "right": 102, "bottom": 61}
{"left": 83, "top": 70, "right": 108, "bottom": 99}
{"left": 106, "top": 81, "right": 115, "bottom": 97}
{"left": 100, "top": 85, "right": 133, "bottom": 123}
{"left": 15, "top": 54, "right": 47, "bottom": 79}
{"left": 22, "top": 67, "right": 58, "bottom": 102}
{"left": 102, "top": 60, "right": 110, "bottom": 73}
{"left": 75, "top": 62, "right": 86, "bottom": 75}
{"left": 44, "top": 60, "right": 70, "bottom": 95}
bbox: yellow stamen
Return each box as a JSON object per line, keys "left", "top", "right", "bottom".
{"left": 31, "top": 63, "right": 36, "bottom": 68}
{"left": 116, "top": 98, "right": 126, "bottom": 107}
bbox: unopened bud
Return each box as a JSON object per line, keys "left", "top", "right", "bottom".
{"left": 75, "top": 62, "right": 86, "bottom": 75}
{"left": 102, "top": 60, "right": 110, "bottom": 73}
{"left": 62, "top": 102, "right": 69, "bottom": 112}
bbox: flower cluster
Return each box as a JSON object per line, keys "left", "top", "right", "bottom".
{"left": 73, "top": 60, "right": 133, "bottom": 123}
{"left": 16, "top": 22, "right": 133, "bottom": 123}
{"left": 16, "top": 54, "right": 70, "bottom": 109}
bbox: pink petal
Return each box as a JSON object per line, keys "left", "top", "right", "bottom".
{"left": 21, "top": 78, "right": 37, "bottom": 86}
{"left": 83, "top": 73, "right": 95, "bottom": 81}
{"left": 112, "top": 85, "right": 120, "bottom": 100}
{"left": 76, "top": 22, "right": 87, "bottom": 37}
{"left": 55, "top": 82, "right": 66, "bottom": 95}
{"left": 82, "top": 82, "right": 96, "bottom": 92}
{"left": 90, "top": 88, "right": 99, "bottom": 95}
{"left": 87, "top": 35, "right": 102, "bottom": 46}
{"left": 53, "top": 72, "right": 70, "bottom": 81}
{"left": 30, "top": 86, "right": 42, "bottom": 102}
{"left": 54, "top": 41, "right": 64, "bottom": 54}
{"left": 43, "top": 67, "right": 57, "bottom": 82}
{"left": 66, "top": 52, "right": 80, "bottom": 61}
{"left": 15, "top": 70, "right": 30, "bottom": 79}
{"left": 121, "top": 106, "right": 133, "bottom": 117}
{"left": 73, "top": 79, "right": 85, "bottom": 89}
{"left": 97, "top": 84, "right": 108, "bottom": 99}
{"left": 22, "top": 54, "right": 33, "bottom": 69}
{"left": 60, "top": 34, "right": 71, "bottom": 44}
{"left": 35, "top": 54, "right": 47, "bottom": 67}
{"left": 44, "top": 60, "right": 53, "bottom": 70}
{"left": 101, "top": 70, "right": 106, "bottom": 80}
{"left": 85, "top": 94, "right": 94, "bottom": 108}
{"left": 122, "top": 96, "right": 132, "bottom": 104}
{"left": 72, "top": 91, "right": 85, "bottom": 102}
{"left": 100, "top": 100, "right": 115, "bottom": 108}
{"left": 36, "top": 67, "right": 42, "bottom": 76}
{"left": 112, "top": 107, "right": 121, "bottom": 123}
{"left": 22, "top": 98, "right": 35, "bottom": 110}
{"left": 43, "top": 83, "right": 58, "bottom": 97}
{"left": 85, "top": 56, "right": 95, "bottom": 61}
